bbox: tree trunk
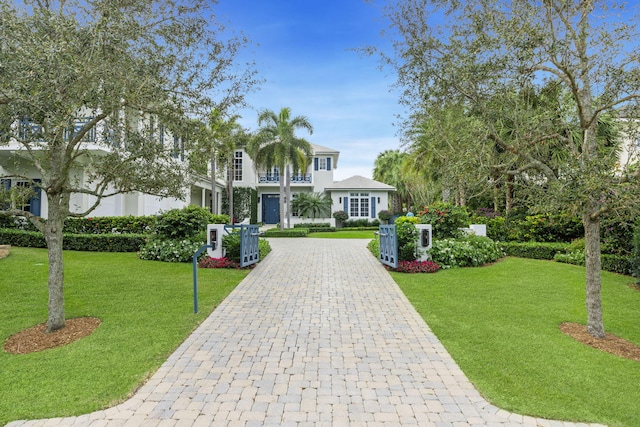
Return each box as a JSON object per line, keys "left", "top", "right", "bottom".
{"left": 279, "top": 167, "right": 285, "bottom": 231}
{"left": 583, "top": 212, "right": 605, "bottom": 338}
{"left": 228, "top": 158, "right": 234, "bottom": 224}
{"left": 210, "top": 154, "right": 217, "bottom": 214}
{"left": 286, "top": 168, "right": 292, "bottom": 229}
{"left": 44, "top": 192, "right": 67, "bottom": 333}
{"left": 505, "top": 174, "right": 514, "bottom": 214}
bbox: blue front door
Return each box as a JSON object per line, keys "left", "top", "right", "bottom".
{"left": 262, "top": 194, "right": 280, "bottom": 224}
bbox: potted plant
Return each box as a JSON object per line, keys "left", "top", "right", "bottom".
{"left": 332, "top": 210, "right": 348, "bottom": 228}
{"left": 378, "top": 209, "right": 392, "bottom": 224}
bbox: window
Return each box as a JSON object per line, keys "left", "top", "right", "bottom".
{"left": 172, "top": 136, "right": 184, "bottom": 161}
{"left": 318, "top": 158, "right": 327, "bottom": 170}
{"left": 349, "top": 192, "right": 370, "bottom": 217}
{"left": 233, "top": 151, "right": 243, "bottom": 181}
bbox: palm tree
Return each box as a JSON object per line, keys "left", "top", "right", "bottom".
{"left": 248, "top": 107, "right": 313, "bottom": 230}
{"left": 291, "top": 192, "right": 332, "bottom": 219}
{"left": 373, "top": 149, "right": 409, "bottom": 212}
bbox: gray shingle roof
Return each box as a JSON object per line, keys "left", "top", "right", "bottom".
{"left": 326, "top": 175, "right": 396, "bottom": 191}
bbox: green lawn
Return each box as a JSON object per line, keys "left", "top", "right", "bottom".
{"left": 308, "top": 229, "right": 377, "bottom": 239}
{"left": 392, "top": 257, "right": 640, "bottom": 427}
{"left": 0, "top": 247, "right": 248, "bottom": 426}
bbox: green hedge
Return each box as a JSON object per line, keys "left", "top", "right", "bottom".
{"left": 294, "top": 222, "right": 331, "bottom": 228}
{"left": 342, "top": 226, "right": 379, "bottom": 231}
{"left": 554, "top": 250, "right": 634, "bottom": 275}
{"left": 0, "top": 228, "right": 146, "bottom": 252}
{"left": 262, "top": 228, "right": 309, "bottom": 237}
{"left": 499, "top": 241, "right": 568, "bottom": 260}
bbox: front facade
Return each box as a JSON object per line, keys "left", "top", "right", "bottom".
{"left": 0, "top": 112, "right": 219, "bottom": 219}
{"left": 1, "top": 126, "right": 396, "bottom": 224}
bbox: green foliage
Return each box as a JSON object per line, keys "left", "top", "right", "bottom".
{"left": 291, "top": 192, "right": 332, "bottom": 219}
{"left": 470, "top": 215, "right": 510, "bottom": 241}
{"left": 138, "top": 238, "right": 203, "bottom": 262}
{"left": 600, "top": 214, "right": 636, "bottom": 256}
{"left": 367, "top": 236, "right": 380, "bottom": 257}
{"left": 633, "top": 221, "right": 640, "bottom": 284}
{"left": 417, "top": 202, "right": 469, "bottom": 239}
{"left": 262, "top": 228, "right": 309, "bottom": 237}
{"left": 293, "top": 222, "right": 331, "bottom": 228}
{"left": 222, "top": 232, "right": 241, "bottom": 262}
{"left": 500, "top": 241, "right": 568, "bottom": 260}
{"left": 221, "top": 230, "right": 271, "bottom": 263}
{"left": 601, "top": 254, "right": 633, "bottom": 275}
{"left": 343, "top": 218, "right": 380, "bottom": 227}
{"left": 515, "top": 213, "right": 583, "bottom": 243}
{"left": 258, "top": 238, "right": 272, "bottom": 259}
{"left": 428, "top": 235, "right": 504, "bottom": 268}
{"left": 222, "top": 187, "right": 257, "bottom": 223}
{"left": 377, "top": 209, "right": 393, "bottom": 221}
{"left": 63, "top": 216, "right": 156, "bottom": 234}
{"left": 153, "top": 206, "right": 228, "bottom": 240}
{"left": 0, "top": 229, "right": 146, "bottom": 252}
{"left": 553, "top": 250, "right": 586, "bottom": 266}
{"left": 397, "top": 221, "right": 419, "bottom": 262}
{"left": 332, "top": 210, "right": 349, "bottom": 222}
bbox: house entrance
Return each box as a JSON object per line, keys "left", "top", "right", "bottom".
{"left": 262, "top": 194, "right": 280, "bottom": 224}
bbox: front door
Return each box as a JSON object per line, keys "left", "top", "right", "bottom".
{"left": 262, "top": 194, "right": 280, "bottom": 224}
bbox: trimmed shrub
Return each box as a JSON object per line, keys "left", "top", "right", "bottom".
{"left": 0, "top": 229, "right": 46, "bottom": 248}
{"left": 0, "top": 228, "right": 146, "bottom": 251}
{"left": 429, "top": 235, "right": 504, "bottom": 268}
{"left": 343, "top": 218, "right": 380, "bottom": 228}
{"left": 262, "top": 228, "right": 308, "bottom": 237}
{"left": 601, "top": 254, "right": 633, "bottom": 275}
{"left": 367, "top": 236, "right": 380, "bottom": 258}
{"left": 138, "top": 238, "right": 202, "bottom": 262}
{"left": 64, "top": 216, "right": 156, "bottom": 234}
{"left": 154, "top": 206, "right": 228, "bottom": 240}
{"left": 499, "top": 241, "right": 567, "bottom": 260}
{"left": 62, "top": 233, "right": 146, "bottom": 252}
{"left": 294, "top": 222, "right": 331, "bottom": 228}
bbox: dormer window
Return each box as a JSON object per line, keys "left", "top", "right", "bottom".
{"left": 318, "top": 157, "right": 327, "bottom": 170}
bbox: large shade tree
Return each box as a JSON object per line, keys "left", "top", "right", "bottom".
{"left": 374, "top": 0, "right": 640, "bottom": 337}
{"left": 0, "top": 0, "right": 256, "bottom": 332}
{"left": 248, "top": 107, "right": 313, "bottom": 230}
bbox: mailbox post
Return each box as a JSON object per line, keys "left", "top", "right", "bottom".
{"left": 207, "top": 224, "right": 225, "bottom": 258}
{"left": 415, "top": 224, "right": 432, "bottom": 261}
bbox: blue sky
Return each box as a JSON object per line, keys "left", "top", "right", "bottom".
{"left": 215, "top": 0, "right": 402, "bottom": 181}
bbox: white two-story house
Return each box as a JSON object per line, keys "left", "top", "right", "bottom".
{"left": 228, "top": 143, "right": 395, "bottom": 225}
{"left": 1, "top": 117, "right": 395, "bottom": 224}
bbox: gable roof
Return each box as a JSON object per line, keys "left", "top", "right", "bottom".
{"left": 325, "top": 175, "right": 396, "bottom": 191}
{"left": 311, "top": 143, "right": 339, "bottom": 155}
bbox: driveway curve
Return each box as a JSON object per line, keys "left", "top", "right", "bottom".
{"left": 7, "top": 238, "right": 605, "bottom": 427}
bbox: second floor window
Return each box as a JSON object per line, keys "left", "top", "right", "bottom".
{"left": 318, "top": 158, "right": 327, "bottom": 170}
{"left": 233, "top": 151, "right": 243, "bottom": 181}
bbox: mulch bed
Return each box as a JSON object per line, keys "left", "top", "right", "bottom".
{"left": 3, "top": 317, "right": 101, "bottom": 354}
{"left": 559, "top": 322, "right": 640, "bottom": 362}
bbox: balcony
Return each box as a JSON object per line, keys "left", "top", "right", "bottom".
{"left": 258, "top": 173, "right": 312, "bottom": 184}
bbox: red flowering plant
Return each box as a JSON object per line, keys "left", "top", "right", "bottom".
{"left": 198, "top": 257, "right": 241, "bottom": 269}
{"left": 390, "top": 260, "right": 441, "bottom": 273}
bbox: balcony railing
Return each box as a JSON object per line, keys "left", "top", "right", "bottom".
{"left": 258, "top": 173, "right": 312, "bottom": 184}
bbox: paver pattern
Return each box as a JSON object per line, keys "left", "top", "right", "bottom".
{"left": 7, "top": 238, "right": 605, "bottom": 427}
